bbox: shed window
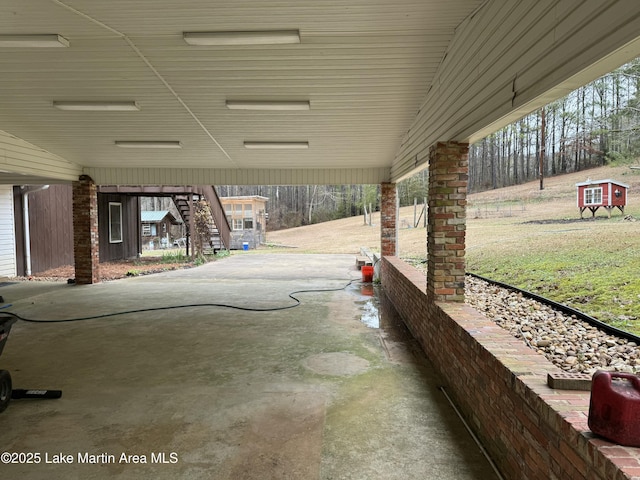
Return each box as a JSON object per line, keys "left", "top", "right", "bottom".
{"left": 243, "top": 204, "right": 253, "bottom": 229}
{"left": 584, "top": 187, "right": 602, "bottom": 205}
{"left": 224, "top": 204, "right": 232, "bottom": 223}
{"left": 142, "top": 224, "right": 157, "bottom": 236}
{"left": 109, "top": 202, "right": 123, "bottom": 243}
{"left": 232, "top": 218, "right": 243, "bottom": 230}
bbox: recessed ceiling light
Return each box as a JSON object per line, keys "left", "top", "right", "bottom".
{"left": 226, "top": 100, "right": 310, "bottom": 111}
{"left": 0, "top": 34, "right": 69, "bottom": 48}
{"left": 115, "top": 141, "right": 181, "bottom": 149}
{"left": 54, "top": 101, "right": 140, "bottom": 111}
{"left": 244, "top": 141, "right": 309, "bottom": 149}
{"left": 183, "top": 30, "right": 300, "bottom": 46}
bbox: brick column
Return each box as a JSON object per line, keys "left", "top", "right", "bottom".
{"left": 380, "top": 182, "right": 397, "bottom": 257}
{"left": 427, "top": 142, "right": 468, "bottom": 302}
{"left": 72, "top": 174, "right": 100, "bottom": 284}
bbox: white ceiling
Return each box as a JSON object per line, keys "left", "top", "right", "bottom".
{"left": 3, "top": 1, "right": 640, "bottom": 186}
{"left": 0, "top": 0, "right": 484, "bottom": 184}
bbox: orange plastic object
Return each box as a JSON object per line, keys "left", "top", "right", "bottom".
{"left": 361, "top": 265, "right": 374, "bottom": 283}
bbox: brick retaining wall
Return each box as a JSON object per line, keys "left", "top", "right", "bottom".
{"left": 381, "top": 256, "right": 640, "bottom": 480}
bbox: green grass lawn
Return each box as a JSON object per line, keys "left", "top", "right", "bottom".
{"left": 466, "top": 214, "right": 640, "bottom": 335}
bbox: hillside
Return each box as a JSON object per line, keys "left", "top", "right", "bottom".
{"left": 266, "top": 164, "right": 640, "bottom": 259}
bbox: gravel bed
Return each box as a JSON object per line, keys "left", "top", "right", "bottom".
{"left": 465, "top": 276, "right": 639, "bottom": 374}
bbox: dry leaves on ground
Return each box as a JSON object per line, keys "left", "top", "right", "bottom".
{"left": 25, "top": 259, "right": 196, "bottom": 282}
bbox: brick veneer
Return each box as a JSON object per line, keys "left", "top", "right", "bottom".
{"left": 427, "top": 141, "right": 468, "bottom": 302}
{"left": 380, "top": 182, "right": 397, "bottom": 257}
{"left": 72, "top": 175, "right": 100, "bottom": 284}
{"left": 381, "top": 256, "right": 640, "bottom": 480}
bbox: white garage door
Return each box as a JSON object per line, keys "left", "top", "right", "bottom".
{"left": 0, "top": 185, "right": 16, "bottom": 277}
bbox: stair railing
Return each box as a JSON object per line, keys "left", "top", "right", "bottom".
{"left": 196, "top": 185, "right": 231, "bottom": 250}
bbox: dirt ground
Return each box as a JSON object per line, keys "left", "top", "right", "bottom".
{"left": 25, "top": 257, "right": 198, "bottom": 282}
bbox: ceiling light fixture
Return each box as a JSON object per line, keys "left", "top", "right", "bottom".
{"left": 115, "top": 141, "right": 182, "bottom": 149}
{"left": 183, "top": 30, "right": 300, "bottom": 46}
{"left": 226, "top": 100, "right": 310, "bottom": 111}
{"left": 54, "top": 101, "right": 140, "bottom": 111}
{"left": 244, "top": 141, "right": 309, "bottom": 149}
{"left": 0, "top": 34, "right": 69, "bottom": 47}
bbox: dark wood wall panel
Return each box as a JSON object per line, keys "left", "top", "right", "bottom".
{"left": 98, "top": 194, "right": 140, "bottom": 262}
{"left": 31, "top": 185, "right": 74, "bottom": 274}
{"left": 13, "top": 185, "right": 74, "bottom": 276}
{"left": 13, "top": 187, "right": 141, "bottom": 274}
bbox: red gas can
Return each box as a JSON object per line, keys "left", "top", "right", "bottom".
{"left": 588, "top": 370, "right": 640, "bottom": 447}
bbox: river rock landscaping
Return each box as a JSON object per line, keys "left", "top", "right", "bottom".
{"left": 465, "top": 275, "right": 639, "bottom": 374}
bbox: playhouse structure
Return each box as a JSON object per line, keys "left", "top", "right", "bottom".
{"left": 575, "top": 179, "right": 628, "bottom": 218}
{"left": 220, "top": 196, "right": 268, "bottom": 250}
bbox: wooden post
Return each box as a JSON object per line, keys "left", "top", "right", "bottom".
{"left": 423, "top": 197, "right": 427, "bottom": 228}
{"left": 187, "top": 196, "right": 196, "bottom": 258}
{"left": 539, "top": 106, "right": 546, "bottom": 191}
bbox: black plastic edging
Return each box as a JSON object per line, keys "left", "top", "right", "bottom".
{"left": 466, "top": 272, "right": 640, "bottom": 345}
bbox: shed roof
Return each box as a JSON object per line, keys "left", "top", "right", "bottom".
{"left": 575, "top": 179, "right": 630, "bottom": 188}
{"left": 141, "top": 210, "right": 181, "bottom": 224}
{"left": 220, "top": 196, "right": 269, "bottom": 202}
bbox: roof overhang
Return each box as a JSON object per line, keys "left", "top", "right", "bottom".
{"left": 575, "top": 179, "right": 630, "bottom": 188}
{"left": 1, "top": 1, "right": 640, "bottom": 186}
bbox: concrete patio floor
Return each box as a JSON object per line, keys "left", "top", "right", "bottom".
{"left": 0, "top": 254, "right": 499, "bottom": 480}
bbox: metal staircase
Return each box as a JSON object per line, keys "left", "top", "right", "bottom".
{"left": 171, "top": 186, "right": 230, "bottom": 254}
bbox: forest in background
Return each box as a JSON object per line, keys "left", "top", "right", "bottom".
{"left": 213, "top": 58, "right": 640, "bottom": 231}
{"left": 469, "top": 57, "right": 640, "bottom": 191}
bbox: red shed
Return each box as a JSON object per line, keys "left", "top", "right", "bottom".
{"left": 575, "top": 179, "right": 629, "bottom": 218}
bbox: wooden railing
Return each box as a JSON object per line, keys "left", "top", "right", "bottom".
{"left": 196, "top": 185, "right": 230, "bottom": 250}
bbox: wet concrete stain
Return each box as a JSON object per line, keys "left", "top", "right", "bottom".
{"left": 347, "top": 282, "right": 381, "bottom": 329}
{"left": 359, "top": 300, "right": 380, "bottom": 329}
{"left": 226, "top": 392, "right": 326, "bottom": 480}
{"left": 303, "top": 352, "right": 370, "bottom": 376}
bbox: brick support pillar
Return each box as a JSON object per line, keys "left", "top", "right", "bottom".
{"left": 72, "top": 174, "right": 100, "bottom": 284}
{"left": 427, "top": 141, "right": 468, "bottom": 302}
{"left": 380, "top": 182, "right": 397, "bottom": 257}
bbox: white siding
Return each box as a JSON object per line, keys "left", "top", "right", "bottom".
{"left": 0, "top": 130, "right": 81, "bottom": 182}
{"left": 0, "top": 185, "right": 16, "bottom": 277}
{"left": 392, "top": 0, "right": 640, "bottom": 181}
{"left": 84, "top": 167, "right": 391, "bottom": 186}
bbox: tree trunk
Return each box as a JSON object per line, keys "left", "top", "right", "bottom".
{"left": 539, "top": 106, "right": 546, "bottom": 190}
